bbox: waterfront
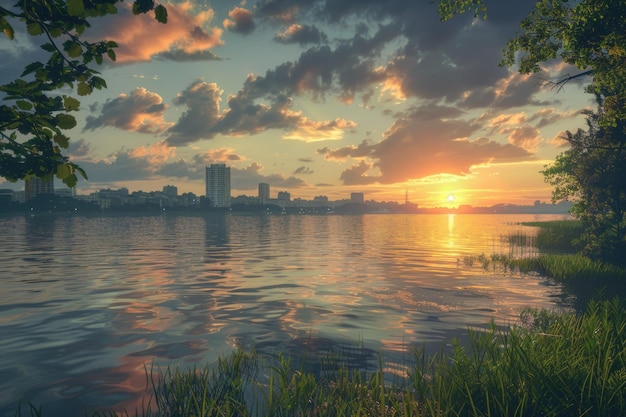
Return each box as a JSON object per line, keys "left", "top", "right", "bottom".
{"left": 0, "top": 213, "right": 573, "bottom": 416}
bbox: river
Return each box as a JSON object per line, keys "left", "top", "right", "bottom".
{"left": 0, "top": 213, "right": 573, "bottom": 416}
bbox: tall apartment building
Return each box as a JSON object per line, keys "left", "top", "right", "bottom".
{"left": 351, "top": 192, "right": 364, "bottom": 203}
{"left": 24, "top": 177, "right": 54, "bottom": 201}
{"left": 205, "top": 164, "right": 231, "bottom": 208}
{"left": 162, "top": 185, "right": 178, "bottom": 197}
{"left": 258, "top": 183, "right": 270, "bottom": 203}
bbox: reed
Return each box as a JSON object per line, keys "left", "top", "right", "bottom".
{"left": 523, "top": 220, "right": 583, "bottom": 254}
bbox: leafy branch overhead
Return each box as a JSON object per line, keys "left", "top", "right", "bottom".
{"left": 0, "top": 0, "right": 167, "bottom": 187}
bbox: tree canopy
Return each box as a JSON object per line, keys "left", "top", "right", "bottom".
{"left": 0, "top": 0, "right": 167, "bottom": 187}
{"left": 543, "top": 98, "right": 626, "bottom": 262}
{"left": 499, "top": 0, "right": 626, "bottom": 128}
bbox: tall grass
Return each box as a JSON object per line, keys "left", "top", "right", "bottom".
{"left": 521, "top": 220, "right": 583, "bottom": 253}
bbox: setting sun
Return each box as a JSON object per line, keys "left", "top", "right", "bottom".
{"left": 447, "top": 194, "right": 455, "bottom": 202}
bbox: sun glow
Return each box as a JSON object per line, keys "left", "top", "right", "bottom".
{"left": 447, "top": 194, "right": 455, "bottom": 202}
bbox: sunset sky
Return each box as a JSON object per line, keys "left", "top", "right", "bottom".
{"left": 0, "top": 0, "right": 592, "bottom": 207}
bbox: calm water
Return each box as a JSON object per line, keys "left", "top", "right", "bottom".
{"left": 0, "top": 213, "right": 573, "bottom": 416}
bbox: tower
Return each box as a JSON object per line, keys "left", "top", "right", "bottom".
{"left": 205, "top": 164, "right": 231, "bottom": 208}
{"left": 25, "top": 177, "right": 54, "bottom": 201}
{"left": 258, "top": 183, "right": 270, "bottom": 203}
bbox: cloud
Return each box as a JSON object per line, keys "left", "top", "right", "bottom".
{"left": 507, "top": 126, "right": 542, "bottom": 152}
{"left": 293, "top": 166, "right": 314, "bottom": 174}
{"left": 251, "top": 0, "right": 543, "bottom": 108}
{"left": 340, "top": 160, "right": 379, "bottom": 185}
{"left": 87, "top": 2, "right": 224, "bottom": 63}
{"left": 165, "top": 81, "right": 224, "bottom": 144}
{"left": 84, "top": 87, "right": 173, "bottom": 133}
{"left": 274, "top": 24, "right": 328, "bottom": 45}
{"left": 223, "top": 7, "right": 256, "bottom": 34}
{"left": 284, "top": 118, "right": 356, "bottom": 142}
{"left": 154, "top": 49, "right": 220, "bottom": 62}
{"left": 232, "top": 162, "right": 308, "bottom": 190}
{"left": 165, "top": 79, "right": 356, "bottom": 145}
{"left": 547, "top": 130, "right": 571, "bottom": 148}
{"left": 320, "top": 105, "right": 535, "bottom": 185}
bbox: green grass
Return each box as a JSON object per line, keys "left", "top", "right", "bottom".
{"left": 16, "top": 299, "right": 625, "bottom": 417}
{"left": 520, "top": 220, "right": 583, "bottom": 253}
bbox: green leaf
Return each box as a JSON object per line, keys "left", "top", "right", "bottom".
{"left": 21, "top": 62, "right": 44, "bottom": 76}
{"left": 155, "top": 5, "right": 168, "bottom": 23}
{"left": 64, "top": 173, "right": 78, "bottom": 188}
{"left": 53, "top": 134, "right": 70, "bottom": 149}
{"left": 68, "top": 0, "right": 86, "bottom": 17}
{"left": 41, "top": 43, "right": 56, "bottom": 53}
{"left": 49, "top": 27, "right": 62, "bottom": 38}
{"left": 56, "top": 163, "right": 71, "bottom": 179}
{"left": 77, "top": 82, "right": 92, "bottom": 96}
{"left": 63, "top": 96, "right": 80, "bottom": 111}
{"left": 65, "top": 41, "right": 83, "bottom": 58}
{"left": 107, "top": 49, "right": 116, "bottom": 61}
{"left": 27, "top": 23, "right": 42, "bottom": 36}
{"left": 56, "top": 113, "right": 78, "bottom": 129}
{"left": 16, "top": 100, "right": 33, "bottom": 110}
{"left": 75, "top": 165, "right": 88, "bottom": 180}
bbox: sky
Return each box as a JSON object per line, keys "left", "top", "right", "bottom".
{"left": 0, "top": 0, "right": 593, "bottom": 207}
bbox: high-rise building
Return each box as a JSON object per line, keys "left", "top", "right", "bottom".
{"left": 258, "top": 183, "right": 270, "bottom": 203}
{"left": 205, "top": 164, "right": 231, "bottom": 208}
{"left": 277, "top": 191, "right": 291, "bottom": 202}
{"left": 24, "top": 177, "right": 54, "bottom": 201}
{"left": 163, "top": 185, "right": 178, "bottom": 197}
{"left": 351, "top": 192, "right": 364, "bottom": 203}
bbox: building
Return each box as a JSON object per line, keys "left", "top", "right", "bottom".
{"left": 351, "top": 192, "right": 364, "bottom": 203}
{"left": 163, "top": 185, "right": 178, "bottom": 197}
{"left": 258, "top": 183, "right": 270, "bottom": 203}
{"left": 277, "top": 191, "right": 291, "bottom": 203}
{"left": 205, "top": 164, "right": 231, "bottom": 208}
{"left": 24, "top": 177, "right": 54, "bottom": 201}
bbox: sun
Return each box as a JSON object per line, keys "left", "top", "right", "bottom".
{"left": 447, "top": 194, "right": 455, "bottom": 202}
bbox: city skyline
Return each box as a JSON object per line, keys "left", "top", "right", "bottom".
{"left": 0, "top": 1, "right": 589, "bottom": 207}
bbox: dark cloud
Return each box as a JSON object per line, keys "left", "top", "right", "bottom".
{"left": 68, "top": 139, "right": 92, "bottom": 159}
{"left": 232, "top": 162, "right": 308, "bottom": 190}
{"left": 340, "top": 160, "right": 378, "bottom": 185}
{"left": 165, "top": 79, "right": 355, "bottom": 145}
{"left": 224, "top": 7, "right": 256, "bottom": 34}
{"left": 274, "top": 24, "right": 328, "bottom": 45}
{"left": 247, "top": 0, "right": 544, "bottom": 110}
{"left": 154, "top": 49, "right": 221, "bottom": 62}
{"left": 84, "top": 88, "right": 172, "bottom": 133}
{"left": 293, "top": 166, "right": 314, "bottom": 174}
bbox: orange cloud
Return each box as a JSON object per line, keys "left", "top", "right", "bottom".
{"left": 223, "top": 7, "right": 255, "bottom": 34}
{"left": 84, "top": 87, "right": 173, "bottom": 133}
{"left": 128, "top": 141, "right": 176, "bottom": 165}
{"left": 507, "top": 126, "right": 542, "bottom": 152}
{"left": 91, "top": 2, "right": 224, "bottom": 63}
{"left": 284, "top": 118, "right": 357, "bottom": 142}
{"left": 547, "top": 130, "right": 570, "bottom": 148}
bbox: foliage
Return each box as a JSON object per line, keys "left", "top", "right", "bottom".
{"left": 437, "top": 0, "right": 486, "bottom": 21}
{"left": 524, "top": 220, "right": 583, "bottom": 253}
{"left": 0, "top": 0, "right": 167, "bottom": 187}
{"left": 500, "top": 0, "right": 626, "bottom": 128}
{"left": 542, "top": 100, "right": 626, "bottom": 262}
